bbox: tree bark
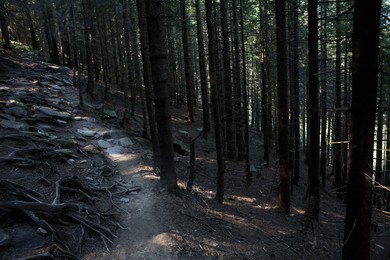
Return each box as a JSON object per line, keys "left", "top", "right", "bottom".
{"left": 137, "top": 0, "right": 161, "bottom": 172}
{"left": 343, "top": 0, "right": 381, "bottom": 258}
{"left": 180, "top": 0, "right": 195, "bottom": 122}
{"left": 332, "top": 0, "right": 342, "bottom": 190}
{"left": 0, "top": 1, "right": 10, "bottom": 50}
{"left": 307, "top": 0, "right": 320, "bottom": 220}
{"left": 205, "top": 0, "right": 225, "bottom": 203}
{"left": 81, "top": 0, "right": 95, "bottom": 100}
{"left": 195, "top": 0, "right": 210, "bottom": 139}
{"left": 144, "top": 0, "right": 178, "bottom": 192}
{"left": 275, "top": 0, "right": 290, "bottom": 214}
{"left": 220, "top": 0, "right": 236, "bottom": 160}
{"left": 232, "top": 0, "right": 244, "bottom": 161}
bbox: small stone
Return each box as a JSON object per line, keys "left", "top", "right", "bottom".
{"left": 120, "top": 197, "right": 130, "bottom": 203}
{"left": 250, "top": 164, "right": 257, "bottom": 173}
{"left": 85, "top": 176, "right": 94, "bottom": 181}
{"left": 56, "top": 119, "right": 67, "bottom": 125}
{"left": 36, "top": 227, "right": 48, "bottom": 236}
{"left": 8, "top": 106, "right": 27, "bottom": 117}
{"left": 119, "top": 137, "right": 133, "bottom": 147}
{"left": 77, "top": 128, "right": 96, "bottom": 137}
{"left": 100, "top": 108, "right": 117, "bottom": 119}
{"left": 130, "top": 191, "right": 138, "bottom": 195}
{"left": 98, "top": 140, "right": 111, "bottom": 149}
{"left": 178, "top": 130, "right": 189, "bottom": 135}
{"left": 0, "top": 119, "right": 28, "bottom": 130}
{"left": 0, "top": 228, "right": 10, "bottom": 247}
{"left": 36, "top": 106, "right": 71, "bottom": 120}
{"left": 66, "top": 159, "right": 75, "bottom": 165}
{"left": 0, "top": 112, "right": 16, "bottom": 121}
{"left": 105, "top": 146, "right": 124, "bottom": 157}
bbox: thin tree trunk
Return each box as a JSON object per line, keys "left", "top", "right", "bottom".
{"left": 205, "top": 0, "right": 225, "bottom": 203}
{"left": 41, "top": 1, "right": 60, "bottom": 65}
{"left": 0, "top": 2, "right": 10, "bottom": 50}
{"left": 220, "top": 0, "right": 236, "bottom": 160}
{"left": 195, "top": 0, "right": 210, "bottom": 139}
{"left": 121, "top": 0, "right": 136, "bottom": 127}
{"left": 180, "top": 0, "right": 195, "bottom": 122}
{"left": 290, "top": 0, "right": 300, "bottom": 186}
{"left": 307, "top": 0, "right": 320, "bottom": 220}
{"left": 232, "top": 0, "right": 244, "bottom": 161}
{"left": 319, "top": 4, "right": 327, "bottom": 188}
{"left": 82, "top": 0, "right": 95, "bottom": 100}
{"left": 239, "top": 0, "right": 250, "bottom": 180}
{"left": 333, "top": 0, "right": 342, "bottom": 189}
{"left": 275, "top": 0, "right": 290, "bottom": 214}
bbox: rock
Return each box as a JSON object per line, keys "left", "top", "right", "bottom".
{"left": 178, "top": 130, "right": 189, "bottom": 135}
{"left": 120, "top": 197, "right": 130, "bottom": 203}
{"left": 77, "top": 128, "right": 96, "bottom": 137}
{"left": 36, "top": 228, "right": 48, "bottom": 236}
{"left": 119, "top": 137, "right": 133, "bottom": 147}
{"left": 6, "top": 99, "right": 27, "bottom": 109}
{"left": 130, "top": 191, "right": 138, "bottom": 195}
{"left": 103, "top": 130, "right": 125, "bottom": 139}
{"left": 0, "top": 228, "right": 10, "bottom": 247}
{"left": 66, "top": 159, "right": 75, "bottom": 165}
{"left": 250, "top": 164, "right": 257, "bottom": 174}
{"left": 98, "top": 140, "right": 111, "bottom": 149}
{"left": 7, "top": 106, "right": 27, "bottom": 117}
{"left": 100, "top": 108, "right": 117, "bottom": 119}
{"left": 105, "top": 146, "right": 124, "bottom": 157}
{"left": 0, "top": 113, "right": 16, "bottom": 121}
{"left": 0, "top": 119, "right": 28, "bottom": 130}
{"left": 82, "top": 144, "right": 99, "bottom": 153}
{"left": 56, "top": 119, "right": 67, "bottom": 125}
{"left": 36, "top": 106, "right": 71, "bottom": 120}
{"left": 173, "top": 140, "right": 189, "bottom": 155}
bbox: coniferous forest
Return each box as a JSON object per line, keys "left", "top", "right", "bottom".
{"left": 0, "top": 0, "right": 389, "bottom": 259}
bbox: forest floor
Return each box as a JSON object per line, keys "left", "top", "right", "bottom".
{"left": 0, "top": 49, "right": 389, "bottom": 260}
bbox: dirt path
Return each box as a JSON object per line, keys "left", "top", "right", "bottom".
{"left": 86, "top": 153, "right": 177, "bottom": 260}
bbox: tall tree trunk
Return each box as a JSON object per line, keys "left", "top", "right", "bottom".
{"left": 130, "top": 2, "right": 141, "bottom": 117}
{"left": 332, "top": 0, "right": 342, "bottom": 189}
{"left": 0, "top": 1, "right": 10, "bottom": 50}
{"left": 220, "top": 0, "right": 236, "bottom": 160}
{"left": 290, "top": 0, "right": 300, "bottom": 186}
{"left": 180, "top": 0, "right": 195, "bottom": 122}
{"left": 205, "top": 0, "right": 225, "bottom": 203}
{"left": 240, "top": 0, "right": 250, "bottom": 180}
{"left": 259, "top": 0, "right": 271, "bottom": 167}
{"left": 195, "top": 0, "right": 210, "bottom": 139}
{"left": 374, "top": 83, "right": 383, "bottom": 209}
{"left": 137, "top": 0, "right": 160, "bottom": 172}
{"left": 145, "top": 0, "right": 178, "bottom": 192}
{"left": 26, "top": 9, "right": 38, "bottom": 50}
{"left": 82, "top": 0, "right": 95, "bottom": 100}
{"left": 232, "top": 0, "right": 244, "bottom": 161}
{"left": 319, "top": 4, "right": 327, "bottom": 188}
{"left": 41, "top": 1, "right": 60, "bottom": 65}
{"left": 307, "top": 0, "right": 320, "bottom": 219}
{"left": 342, "top": 0, "right": 381, "bottom": 258}
{"left": 275, "top": 0, "right": 290, "bottom": 214}
{"left": 121, "top": 0, "right": 136, "bottom": 127}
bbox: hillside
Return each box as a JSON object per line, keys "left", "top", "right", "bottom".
{"left": 0, "top": 50, "right": 388, "bottom": 259}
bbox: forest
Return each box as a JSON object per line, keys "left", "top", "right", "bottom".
{"left": 0, "top": 0, "right": 389, "bottom": 259}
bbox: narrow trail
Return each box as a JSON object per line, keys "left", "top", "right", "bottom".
{"left": 89, "top": 153, "right": 177, "bottom": 260}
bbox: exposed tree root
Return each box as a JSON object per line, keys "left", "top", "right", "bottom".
{"left": 0, "top": 175, "right": 139, "bottom": 258}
